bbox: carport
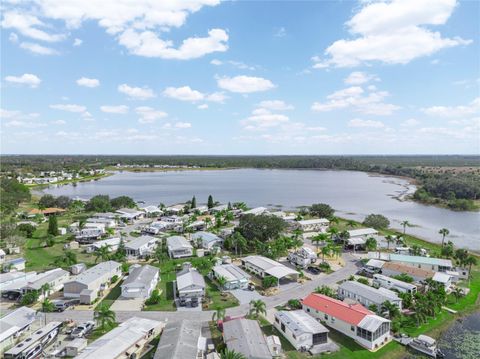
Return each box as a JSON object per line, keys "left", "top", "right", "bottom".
{"left": 265, "top": 266, "right": 299, "bottom": 286}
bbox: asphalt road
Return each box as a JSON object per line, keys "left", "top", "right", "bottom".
{"left": 45, "top": 253, "right": 359, "bottom": 324}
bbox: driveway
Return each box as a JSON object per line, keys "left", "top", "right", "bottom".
{"left": 229, "top": 288, "right": 264, "bottom": 305}
{"left": 110, "top": 297, "right": 144, "bottom": 311}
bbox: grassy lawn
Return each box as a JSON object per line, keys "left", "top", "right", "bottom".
{"left": 95, "top": 279, "right": 123, "bottom": 309}
{"left": 204, "top": 277, "right": 239, "bottom": 311}
{"left": 143, "top": 271, "right": 176, "bottom": 311}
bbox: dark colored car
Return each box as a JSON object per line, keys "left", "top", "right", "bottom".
{"left": 307, "top": 266, "right": 321, "bottom": 275}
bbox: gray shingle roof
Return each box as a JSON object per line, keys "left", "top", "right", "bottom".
{"left": 122, "top": 265, "right": 159, "bottom": 287}
{"left": 223, "top": 318, "right": 272, "bottom": 359}
{"left": 154, "top": 320, "right": 201, "bottom": 359}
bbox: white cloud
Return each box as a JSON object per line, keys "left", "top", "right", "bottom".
{"left": 118, "top": 28, "right": 228, "bottom": 60}
{"left": 217, "top": 75, "right": 275, "bottom": 93}
{"left": 9, "top": 32, "right": 18, "bottom": 43}
{"left": 312, "top": 85, "right": 400, "bottom": 115}
{"left": 5, "top": 73, "right": 41, "bottom": 88}
{"left": 135, "top": 106, "right": 168, "bottom": 123}
{"left": 50, "top": 104, "right": 86, "bottom": 113}
{"left": 76, "top": 77, "right": 100, "bottom": 88}
{"left": 241, "top": 108, "right": 289, "bottom": 131}
{"left": 52, "top": 120, "right": 66, "bottom": 125}
{"left": 198, "top": 104, "right": 208, "bottom": 110}
{"left": 0, "top": 108, "right": 39, "bottom": 120}
{"left": 73, "top": 38, "right": 82, "bottom": 46}
{"left": 210, "top": 59, "right": 223, "bottom": 65}
{"left": 100, "top": 105, "right": 129, "bottom": 114}
{"left": 19, "top": 42, "right": 58, "bottom": 55}
{"left": 4, "top": 120, "right": 47, "bottom": 128}
{"left": 422, "top": 97, "right": 480, "bottom": 118}
{"left": 274, "top": 27, "right": 287, "bottom": 38}
{"left": 175, "top": 122, "right": 192, "bottom": 129}
{"left": 257, "top": 100, "right": 293, "bottom": 111}
{"left": 163, "top": 86, "right": 204, "bottom": 102}
{"left": 344, "top": 72, "right": 379, "bottom": 85}
{"left": 1, "top": 12, "right": 65, "bottom": 42}
{"left": 401, "top": 118, "right": 420, "bottom": 127}
{"left": 348, "top": 118, "right": 385, "bottom": 128}
{"left": 118, "top": 83, "right": 155, "bottom": 100}
{"left": 313, "top": 0, "right": 471, "bottom": 68}
{"left": 163, "top": 86, "right": 227, "bottom": 103}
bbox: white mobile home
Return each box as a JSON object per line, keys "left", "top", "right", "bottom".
{"left": 167, "top": 236, "right": 193, "bottom": 259}
{"left": 274, "top": 310, "right": 329, "bottom": 351}
{"left": 338, "top": 281, "right": 402, "bottom": 310}
{"left": 0, "top": 307, "right": 37, "bottom": 352}
{"left": 125, "top": 235, "right": 158, "bottom": 259}
{"left": 296, "top": 218, "right": 330, "bottom": 233}
{"left": 191, "top": 231, "right": 223, "bottom": 251}
{"left": 176, "top": 264, "right": 205, "bottom": 307}
{"left": 121, "top": 265, "right": 159, "bottom": 299}
{"left": 21, "top": 268, "right": 70, "bottom": 299}
{"left": 241, "top": 255, "right": 299, "bottom": 284}
{"left": 303, "top": 293, "right": 391, "bottom": 351}
{"left": 373, "top": 274, "right": 417, "bottom": 294}
{"left": 211, "top": 264, "right": 250, "bottom": 290}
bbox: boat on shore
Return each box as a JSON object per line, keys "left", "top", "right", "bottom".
{"left": 407, "top": 335, "right": 444, "bottom": 358}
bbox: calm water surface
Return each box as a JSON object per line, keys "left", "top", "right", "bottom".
{"left": 38, "top": 169, "right": 480, "bottom": 250}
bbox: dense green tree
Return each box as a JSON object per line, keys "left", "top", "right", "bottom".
{"left": 47, "top": 215, "right": 58, "bottom": 236}
{"left": 55, "top": 196, "right": 72, "bottom": 209}
{"left": 238, "top": 214, "right": 287, "bottom": 244}
{"left": 41, "top": 298, "right": 55, "bottom": 312}
{"left": 309, "top": 203, "right": 334, "bottom": 218}
{"left": 191, "top": 196, "right": 197, "bottom": 208}
{"left": 110, "top": 196, "right": 136, "bottom": 210}
{"left": 207, "top": 195, "right": 214, "bottom": 209}
{"left": 363, "top": 214, "right": 390, "bottom": 229}
{"left": 365, "top": 237, "right": 377, "bottom": 251}
{"left": 17, "top": 223, "right": 36, "bottom": 238}
{"left": 0, "top": 178, "right": 31, "bottom": 214}
{"left": 95, "top": 245, "right": 111, "bottom": 263}
{"left": 85, "top": 195, "right": 112, "bottom": 212}
{"left": 249, "top": 299, "right": 266, "bottom": 318}
{"left": 21, "top": 290, "right": 39, "bottom": 305}
{"left": 262, "top": 276, "right": 277, "bottom": 288}
{"left": 38, "top": 194, "right": 57, "bottom": 209}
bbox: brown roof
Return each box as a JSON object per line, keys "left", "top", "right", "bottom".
{"left": 29, "top": 208, "right": 66, "bottom": 215}
{"left": 382, "top": 261, "right": 434, "bottom": 279}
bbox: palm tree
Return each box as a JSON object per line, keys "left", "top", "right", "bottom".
{"left": 40, "top": 283, "right": 52, "bottom": 299}
{"left": 321, "top": 245, "right": 331, "bottom": 262}
{"left": 382, "top": 301, "right": 400, "bottom": 319}
{"left": 331, "top": 245, "right": 341, "bottom": 259}
{"left": 63, "top": 251, "right": 78, "bottom": 266}
{"left": 217, "top": 276, "right": 227, "bottom": 290}
{"left": 385, "top": 235, "right": 394, "bottom": 250}
{"left": 452, "top": 287, "right": 463, "bottom": 303}
{"left": 94, "top": 303, "right": 116, "bottom": 331}
{"left": 95, "top": 245, "right": 111, "bottom": 263}
{"left": 439, "top": 228, "right": 450, "bottom": 247}
{"left": 249, "top": 299, "right": 266, "bottom": 318}
{"left": 212, "top": 308, "right": 226, "bottom": 322}
{"left": 220, "top": 349, "right": 246, "bottom": 359}
{"left": 465, "top": 255, "right": 477, "bottom": 282}
{"left": 329, "top": 216, "right": 339, "bottom": 225}
{"left": 41, "top": 298, "right": 55, "bottom": 312}
{"left": 400, "top": 220, "right": 411, "bottom": 235}
{"left": 346, "top": 220, "right": 357, "bottom": 229}
{"left": 311, "top": 233, "right": 328, "bottom": 252}
{"left": 327, "top": 227, "right": 339, "bottom": 241}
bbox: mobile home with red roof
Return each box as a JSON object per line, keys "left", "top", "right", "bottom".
{"left": 302, "top": 293, "right": 391, "bottom": 350}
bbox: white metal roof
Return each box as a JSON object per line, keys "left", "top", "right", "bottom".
{"left": 366, "top": 259, "right": 385, "bottom": 269}
{"left": 154, "top": 320, "right": 201, "bottom": 359}
{"left": 122, "top": 265, "right": 159, "bottom": 288}
{"left": 167, "top": 236, "right": 192, "bottom": 251}
{"left": 176, "top": 268, "right": 205, "bottom": 291}
{"left": 243, "top": 255, "right": 299, "bottom": 279}
{"left": 212, "top": 264, "right": 250, "bottom": 282}
{"left": 0, "top": 307, "right": 37, "bottom": 342}
{"left": 223, "top": 319, "right": 271, "bottom": 359}
{"left": 357, "top": 314, "right": 390, "bottom": 332}
{"left": 298, "top": 218, "right": 330, "bottom": 225}
{"left": 125, "top": 235, "right": 157, "bottom": 250}
{"left": 432, "top": 272, "right": 452, "bottom": 283}
{"left": 347, "top": 237, "right": 367, "bottom": 245}
{"left": 69, "top": 260, "right": 120, "bottom": 286}
{"left": 276, "top": 310, "right": 328, "bottom": 335}
{"left": 348, "top": 228, "right": 378, "bottom": 237}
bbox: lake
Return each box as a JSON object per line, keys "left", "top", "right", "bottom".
{"left": 37, "top": 169, "right": 480, "bottom": 251}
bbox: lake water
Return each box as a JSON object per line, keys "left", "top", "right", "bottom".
{"left": 437, "top": 312, "right": 480, "bottom": 359}
{"left": 37, "top": 169, "right": 480, "bottom": 251}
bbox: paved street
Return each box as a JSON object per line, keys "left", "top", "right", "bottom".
{"left": 45, "top": 253, "right": 359, "bottom": 324}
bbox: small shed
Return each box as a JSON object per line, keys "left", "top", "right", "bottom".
{"left": 70, "top": 263, "right": 87, "bottom": 275}
{"left": 65, "top": 338, "right": 87, "bottom": 357}
{"left": 79, "top": 289, "right": 96, "bottom": 304}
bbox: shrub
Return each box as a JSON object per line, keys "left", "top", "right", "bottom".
{"left": 111, "top": 275, "right": 119, "bottom": 283}
{"left": 145, "top": 289, "right": 161, "bottom": 305}
{"left": 262, "top": 276, "right": 277, "bottom": 288}
{"left": 357, "top": 277, "right": 369, "bottom": 285}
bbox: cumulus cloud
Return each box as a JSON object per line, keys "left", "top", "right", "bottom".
{"left": 100, "top": 105, "right": 129, "bottom": 114}
{"left": 348, "top": 118, "right": 385, "bottom": 128}
{"left": 422, "top": 97, "right": 480, "bottom": 118}
{"left": 1, "top": 12, "right": 65, "bottom": 42}
{"left": 257, "top": 100, "right": 293, "bottom": 111}
{"left": 401, "top": 118, "right": 420, "bottom": 127}
{"left": 210, "top": 59, "right": 223, "bottom": 65}
{"left": 198, "top": 104, "right": 208, "bottom": 110}
{"left": 5, "top": 73, "right": 41, "bottom": 88}
{"left": 118, "top": 84, "right": 155, "bottom": 100}
{"left": 312, "top": 0, "right": 471, "bottom": 68}
{"left": 76, "top": 77, "right": 99, "bottom": 88}
{"left": 73, "top": 38, "right": 82, "bottom": 46}
{"left": 344, "top": 72, "right": 379, "bottom": 85}
{"left": 50, "top": 104, "right": 86, "bottom": 113}
{"left": 241, "top": 108, "right": 289, "bottom": 131}
{"left": 163, "top": 86, "right": 227, "bottom": 103}
{"left": 217, "top": 75, "right": 275, "bottom": 93}
{"left": 311, "top": 85, "right": 400, "bottom": 115}
{"left": 135, "top": 106, "right": 168, "bottom": 124}
{"left": 119, "top": 28, "right": 228, "bottom": 60}
{"left": 19, "top": 42, "right": 58, "bottom": 55}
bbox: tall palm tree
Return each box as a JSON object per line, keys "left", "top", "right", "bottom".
{"left": 327, "top": 227, "right": 339, "bottom": 241}
{"left": 321, "top": 245, "right": 331, "bottom": 262}
{"left": 41, "top": 298, "right": 55, "bottom": 312}
{"left": 217, "top": 276, "right": 227, "bottom": 290}
{"left": 212, "top": 308, "right": 226, "bottom": 322}
{"left": 400, "top": 220, "right": 411, "bottom": 235}
{"left": 346, "top": 220, "right": 357, "bottom": 229}
{"left": 439, "top": 228, "right": 450, "bottom": 247}
{"left": 312, "top": 233, "right": 328, "bottom": 253}
{"left": 382, "top": 301, "right": 400, "bottom": 319}
{"left": 95, "top": 245, "right": 111, "bottom": 263}
{"left": 465, "top": 255, "right": 477, "bottom": 281}
{"left": 249, "top": 299, "right": 266, "bottom": 318}
{"left": 452, "top": 287, "right": 463, "bottom": 303}
{"left": 94, "top": 303, "right": 116, "bottom": 331}
{"left": 385, "top": 235, "right": 394, "bottom": 250}
{"left": 40, "top": 283, "right": 52, "bottom": 299}
{"left": 220, "top": 349, "right": 246, "bottom": 359}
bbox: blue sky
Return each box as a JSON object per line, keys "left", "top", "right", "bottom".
{"left": 1, "top": 0, "right": 479, "bottom": 155}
